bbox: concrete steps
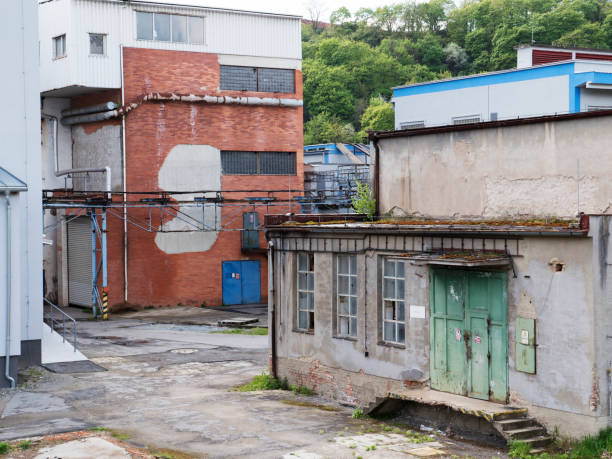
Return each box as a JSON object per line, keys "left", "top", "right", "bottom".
{"left": 493, "top": 411, "right": 551, "bottom": 452}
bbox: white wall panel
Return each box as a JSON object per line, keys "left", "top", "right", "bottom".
{"left": 394, "top": 75, "right": 569, "bottom": 129}
{"left": 40, "top": 0, "right": 302, "bottom": 93}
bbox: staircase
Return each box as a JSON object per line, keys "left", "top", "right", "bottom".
{"left": 366, "top": 391, "right": 552, "bottom": 453}
{"left": 493, "top": 411, "right": 552, "bottom": 453}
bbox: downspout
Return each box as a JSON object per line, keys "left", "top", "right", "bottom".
{"left": 268, "top": 238, "right": 277, "bottom": 379}
{"left": 41, "top": 113, "right": 59, "bottom": 175}
{"left": 3, "top": 193, "right": 15, "bottom": 388}
{"left": 373, "top": 137, "right": 380, "bottom": 217}
{"left": 120, "top": 45, "right": 128, "bottom": 303}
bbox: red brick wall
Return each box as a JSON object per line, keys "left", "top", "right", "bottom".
{"left": 118, "top": 47, "right": 303, "bottom": 307}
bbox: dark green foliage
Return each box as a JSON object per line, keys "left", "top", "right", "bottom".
{"left": 304, "top": 0, "right": 612, "bottom": 143}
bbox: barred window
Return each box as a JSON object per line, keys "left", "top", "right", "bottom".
{"left": 221, "top": 151, "right": 296, "bottom": 175}
{"left": 220, "top": 65, "right": 294, "bottom": 93}
{"left": 382, "top": 259, "right": 405, "bottom": 344}
{"left": 220, "top": 66, "right": 257, "bottom": 91}
{"left": 297, "top": 253, "right": 315, "bottom": 331}
{"left": 337, "top": 255, "right": 357, "bottom": 337}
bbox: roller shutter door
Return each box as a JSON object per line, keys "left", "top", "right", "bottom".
{"left": 67, "top": 216, "right": 92, "bottom": 307}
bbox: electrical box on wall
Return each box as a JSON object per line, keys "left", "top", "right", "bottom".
{"left": 516, "top": 317, "right": 536, "bottom": 373}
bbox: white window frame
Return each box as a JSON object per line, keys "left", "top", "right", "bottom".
{"left": 135, "top": 11, "right": 205, "bottom": 45}
{"left": 297, "top": 253, "right": 315, "bottom": 331}
{"left": 336, "top": 254, "right": 357, "bottom": 338}
{"left": 382, "top": 258, "right": 405, "bottom": 344}
{"left": 53, "top": 34, "right": 66, "bottom": 59}
{"left": 88, "top": 33, "right": 106, "bottom": 56}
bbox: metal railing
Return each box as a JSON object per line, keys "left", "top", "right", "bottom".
{"left": 43, "top": 298, "right": 78, "bottom": 352}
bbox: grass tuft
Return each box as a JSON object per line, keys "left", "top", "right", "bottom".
{"left": 234, "top": 372, "right": 288, "bottom": 391}
{"left": 0, "top": 443, "right": 7, "bottom": 454}
{"left": 352, "top": 407, "right": 366, "bottom": 419}
{"left": 17, "top": 440, "right": 31, "bottom": 451}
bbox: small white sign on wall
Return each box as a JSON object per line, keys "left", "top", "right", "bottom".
{"left": 410, "top": 305, "right": 426, "bottom": 319}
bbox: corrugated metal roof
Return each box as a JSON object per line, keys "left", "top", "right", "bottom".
{"left": 0, "top": 167, "right": 27, "bottom": 192}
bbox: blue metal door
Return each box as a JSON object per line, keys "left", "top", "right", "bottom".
{"left": 222, "top": 260, "right": 261, "bottom": 305}
{"left": 241, "top": 260, "right": 261, "bottom": 304}
{"left": 222, "top": 261, "right": 242, "bottom": 305}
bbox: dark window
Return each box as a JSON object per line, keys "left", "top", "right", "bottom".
{"left": 89, "top": 33, "right": 105, "bottom": 55}
{"left": 220, "top": 66, "right": 257, "bottom": 91}
{"left": 260, "top": 152, "right": 296, "bottom": 174}
{"left": 220, "top": 65, "right": 294, "bottom": 93}
{"left": 258, "top": 68, "right": 294, "bottom": 93}
{"left": 221, "top": 151, "right": 296, "bottom": 175}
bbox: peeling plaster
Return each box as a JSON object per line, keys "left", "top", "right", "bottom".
{"left": 154, "top": 144, "right": 221, "bottom": 254}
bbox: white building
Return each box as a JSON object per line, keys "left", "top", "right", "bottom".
{"left": 393, "top": 45, "right": 612, "bottom": 129}
{"left": 0, "top": 0, "right": 43, "bottom": 386}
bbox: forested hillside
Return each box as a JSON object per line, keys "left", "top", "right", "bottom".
{"left": 303, "top": 0, "right": 612, "bottom": 144}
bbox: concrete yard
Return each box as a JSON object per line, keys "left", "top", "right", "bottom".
{"left": 0, "top": 307, "right": 508, "bottom": 458}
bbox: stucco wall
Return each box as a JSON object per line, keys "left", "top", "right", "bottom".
{"left": 270, "top": 229, "right": 610, "bottom": 434}
{"left": 378, "top": 116, "right": 612, "bottom": 218}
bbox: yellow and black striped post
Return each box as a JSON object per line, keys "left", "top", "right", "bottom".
{"left": 101, "top": 288, "right": 109, "bottom": 320}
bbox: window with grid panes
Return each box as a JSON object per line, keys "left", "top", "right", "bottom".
{"left": 382, "top": 259, "right": 405, "bottom": 344}
{"left": 221, "top": 151, "right": 295, "bottom": 175}
{"left": 337, "top": 255, "right": 357, "bottom": 337}
{"left": 297, "top": 253, "right": 315, "bottom": 331}
{"left": 220, "top": 65, "right": 294, "bottom": 93}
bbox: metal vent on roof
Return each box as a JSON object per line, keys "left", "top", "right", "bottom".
{"left": 452, "top": 115, "right": 481, "bottom": 125}
{"left": 587, "top": 105, "right": 612, "bottom": 111}
{"left": 399, "top": 120, "right": 425, "bottom": 129}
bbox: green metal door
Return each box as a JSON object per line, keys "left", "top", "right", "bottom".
{"left": 430, "top": 270, "right": 468, "bottom": 396}
{"left": 430, "top": 269, "right": 508, "bottom": 402}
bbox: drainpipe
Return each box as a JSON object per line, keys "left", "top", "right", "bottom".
{"left": 3, "top": 193, "right": 15, "bottom": 388}
{"left": 41, "top": 113, "right": 59, "bottom": 175}
{"left": 373, "top": 137, "right": 380, "bottom": 217}
{"left": 120, "top": 45, "right": 128, "bottom": 303}
{"left": 268, "top": 238, "right": 277, "bottom": 379}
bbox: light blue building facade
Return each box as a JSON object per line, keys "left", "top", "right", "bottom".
{"left": 393, "top": 59, "right": 612, "bottom": 129}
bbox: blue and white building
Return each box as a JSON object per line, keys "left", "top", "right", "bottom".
{"left": 302, "top": 143, "right": 371, "bottom": 214}
{"left": 393, "top": 45, "right": 612, "bottom": 129}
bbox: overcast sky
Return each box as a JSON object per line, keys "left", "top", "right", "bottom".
{"left": 150, "top": 1, "right": 391, "bottom": 19}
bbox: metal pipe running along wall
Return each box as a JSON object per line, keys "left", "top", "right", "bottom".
{"left": 61, "top": 93, "right": 303, "bottom": 125}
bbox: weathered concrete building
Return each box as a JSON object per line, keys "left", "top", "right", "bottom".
{"left": 266, "top": 111, "right": 612, "bottom": 442}
{"left": 39, "top": 0, "right": 303, "bottom": 309}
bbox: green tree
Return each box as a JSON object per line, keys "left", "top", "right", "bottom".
{"left": 357, "top": 97, "right": 395, "bottom": 140}
{"left": 304, "top": 113, "right": 356, "bottom": 145}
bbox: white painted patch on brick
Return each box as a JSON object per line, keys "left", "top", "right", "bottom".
{"left": 155, "top": 144, "right": 221, "bottom": 254}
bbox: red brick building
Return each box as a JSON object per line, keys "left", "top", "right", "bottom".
{"left": 39, "top": 0, "right": 303, "bottom": 309}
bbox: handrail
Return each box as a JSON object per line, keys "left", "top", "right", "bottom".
{"left": 43, "top": 298, "right": 78, "bottom": 352}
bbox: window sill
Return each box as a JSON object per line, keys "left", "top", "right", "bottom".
{"left": 333, "top": 335, "right": 358, "bottom": 342}
{"left": 52, "top": 55, "right": 67, "bottom": 61}
{"left": 377, "top": 340, "right": 405, "bottom": 349}
{"left": 292, "top": 328, "right": 314, "bottom": 335}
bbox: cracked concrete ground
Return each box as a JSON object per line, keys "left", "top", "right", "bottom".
{"left": 0, "top": 309, "right": 508, "bottom": 458}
